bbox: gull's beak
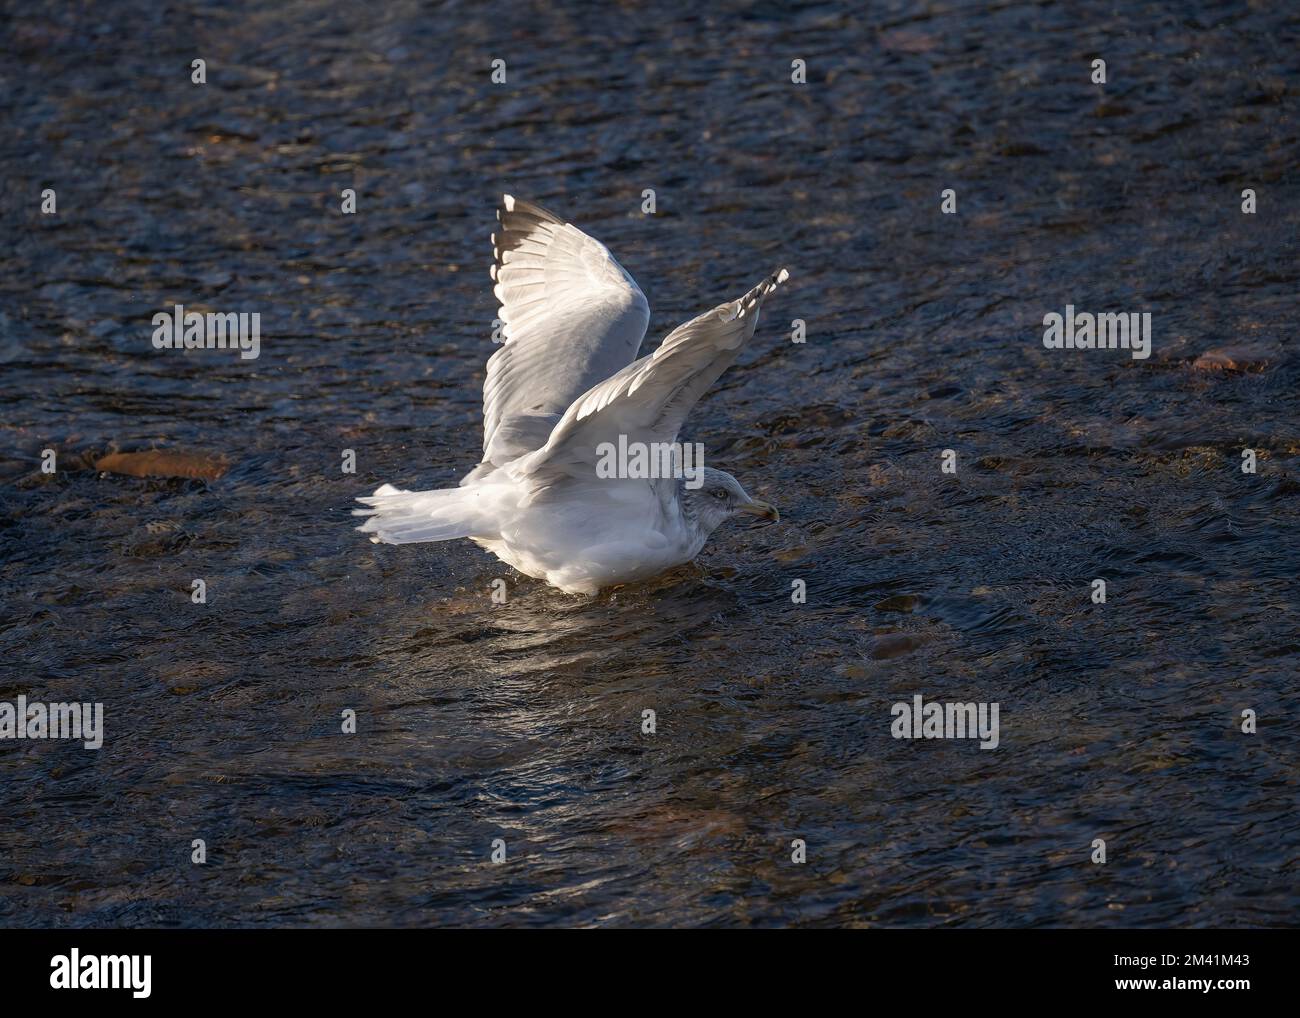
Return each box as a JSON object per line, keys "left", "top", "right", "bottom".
{"left": 738, "top": 498, "right": 780, "bottom": 523}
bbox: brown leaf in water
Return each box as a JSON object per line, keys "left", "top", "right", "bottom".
{"left": 1192, "top": 346, "right": 1274, "bottom": 372}
{"left": 94, "top": 450, "right": 231, "bottom": 481}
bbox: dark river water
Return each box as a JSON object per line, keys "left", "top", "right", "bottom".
{"left": 1, "top": 1, "right": 1297, "bottom": 927}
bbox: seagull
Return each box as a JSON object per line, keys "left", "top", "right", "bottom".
{"left": 354, "top": 195, "right": 788, "bottom": 595}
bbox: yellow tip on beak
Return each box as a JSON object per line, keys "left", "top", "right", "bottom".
{"left": 740, "top": 499, "right": 779, "bottom": 523}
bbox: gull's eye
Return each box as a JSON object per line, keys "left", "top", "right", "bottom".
{"left": 712, "top": 488, "right": 727, "bottom": 500}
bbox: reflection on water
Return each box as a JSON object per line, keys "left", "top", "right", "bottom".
{"left": 1, "top": 0, "right": 1298, "bottom": 926}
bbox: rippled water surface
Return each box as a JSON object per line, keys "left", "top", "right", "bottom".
{"left": 1, "top": 1, "right": 1298, "bottom": 927}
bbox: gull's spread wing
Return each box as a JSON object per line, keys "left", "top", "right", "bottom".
{"left": 480, "top": 195, "right": 650, "bottom": 467}
{"left": 513, "top": 268, "right": 789, "bottom": 494}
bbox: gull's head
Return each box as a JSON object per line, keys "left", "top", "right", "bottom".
{"left": 682, "top": 466, "right": 779, "bottom": 535}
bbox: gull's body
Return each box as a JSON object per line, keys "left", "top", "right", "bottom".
{"left": 355, "top": 195, "right": 787, "bottom": 595}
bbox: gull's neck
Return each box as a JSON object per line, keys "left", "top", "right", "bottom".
{"left": 674, "top": 477, "right": 711, "bottom": 552}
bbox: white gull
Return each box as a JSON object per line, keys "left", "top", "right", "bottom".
{"left": 355, "top": 194, "right": 788, "bottom": 594}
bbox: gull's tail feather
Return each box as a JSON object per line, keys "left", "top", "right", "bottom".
{"left": 353, "top": 483, "right": 497, "bottom": 545}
